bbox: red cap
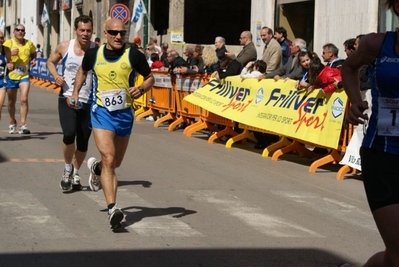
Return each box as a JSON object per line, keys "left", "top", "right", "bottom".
{"left": 133, "top": 37, "right": 141, "bottom": 44}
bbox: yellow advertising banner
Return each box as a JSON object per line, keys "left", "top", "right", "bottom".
{"left": 184, "top": 76, "right": 348, "bottom": 149}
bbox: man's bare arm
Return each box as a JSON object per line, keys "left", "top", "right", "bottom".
{"left": 68, "top": 66, "right": 88, "bottom": 107}
{"left": 47, "top": 42, "right": 68, "bottom": 86}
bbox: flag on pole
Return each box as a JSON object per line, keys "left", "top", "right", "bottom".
{"left": 41, "top": 3, "right": 50, "bottom": 27}
{"left": 131, "top": 0, "right": 147, "bottom": 32}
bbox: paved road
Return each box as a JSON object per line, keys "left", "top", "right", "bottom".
{"left": 0, "top": 85, "right": 382, "bottom": 267}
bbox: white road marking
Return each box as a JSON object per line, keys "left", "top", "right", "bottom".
{"left": 271, "top": 190, "right": 377, "bottom": 231}
{"left": 181, "top": 190, "right": 323, "bottom": 238}
{"left": 0, "top": 189, "right": 75, "bottom": 239}
{"left": 84, "top": 189, "right": 203, "bottom": 237}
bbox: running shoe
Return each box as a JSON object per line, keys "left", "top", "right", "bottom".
{"left": 9, "top": 123, "right": 16, "bottom": 134}
{"left": 71, "top": 174, "right": 83, "bottom": 190}
{"left": 19, "top": 125, "right": 31, "bottom": 134}
{"left": 60, "top": 165, "right": 74, "bottom": 191}
{"left": 108, "top": 206, "right": 124, "bottom": 229}
{"left": 87, "top": 157, "right": 101, "bottom": 191}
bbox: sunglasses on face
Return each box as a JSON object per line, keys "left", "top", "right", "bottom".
{"left": 15, "top": 28, "right": 25, "bottom": 33}
{"left": 106, "top": 30, "right": 127, "bottom": 36}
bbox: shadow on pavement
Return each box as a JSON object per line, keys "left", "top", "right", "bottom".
{"left": 118, "top": 180, "right": 153, "bottom": 188}
{"left": 0, "top": 151, "right": 7, "bottom": 163}
{"left": 0, "top": 248, "right": 352, "bottom": 267}
{"left": 122, "top": 205, "right": 197, "bottom": 226}
{"left": 0, "top": 131, "right": 62, "bottom": 141}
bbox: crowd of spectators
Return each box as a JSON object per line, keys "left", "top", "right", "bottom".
{"left": 131, "top": 27, "right": 362, "bottom": 149}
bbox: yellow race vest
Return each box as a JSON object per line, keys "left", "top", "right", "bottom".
{"left": 93, "top": 45, "right": 134, "bottom": 110}
{"left": 3, "top": 38, "right": 36, "bottom": 80}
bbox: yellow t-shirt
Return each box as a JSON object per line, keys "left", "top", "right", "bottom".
{"left": 3, "top": 38, "right": 36, "bottom": 80}
{"left": 93, "top": 45, "right": 134, "bottom": 110}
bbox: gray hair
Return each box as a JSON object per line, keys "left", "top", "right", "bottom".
{"left": 293, "top": 38, "right": 307, "bottom": 50}
{"left": 169, "top": 51, "right": 179, "bottom": 59}
{"left": 215, "top": 36, "right": 225, "bottom": 44}
{"left": 323, "top": 43, "right": 339, "bottom": 57}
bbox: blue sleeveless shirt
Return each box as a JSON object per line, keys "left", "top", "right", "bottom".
{"left": 364, "top": 31, "right": 399, "bottom": 155}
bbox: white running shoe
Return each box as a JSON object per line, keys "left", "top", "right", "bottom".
{"left": 71, "top": 174, "right": 83, "bottom": 190}
{"left": 9, "top": 123, "right": 16, "bottom": 134}
{"left": 60, "top": 165, "right": 74, "bottom": 191}
{"left": 19, "top": 124, "right": 30, "bottom": 134}
{"left": 87, "top": 157, "right": 101, "bottom": 191}
{"left": 108, "top": 206, "right": 124, "bottom": 229}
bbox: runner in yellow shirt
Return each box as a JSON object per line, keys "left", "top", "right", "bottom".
{"left": 3, "top": 24, "right": 36, "bottom": 134}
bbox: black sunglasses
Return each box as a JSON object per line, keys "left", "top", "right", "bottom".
{"left": 15, "top": 28, "right": 25, "bottom": 32}
{"left": 106, "top": 30, "right": 127, "bottom": 36}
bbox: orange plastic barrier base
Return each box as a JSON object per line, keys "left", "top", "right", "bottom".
{"left": 225, "top": 124, "right": 289, "bottom": 157}
{"left": 336, "top": 165, "right": 359, "bottom": 180}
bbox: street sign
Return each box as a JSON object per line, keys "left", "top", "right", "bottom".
{"left": 110, "top": 4, "right": 130, "bottom": 24}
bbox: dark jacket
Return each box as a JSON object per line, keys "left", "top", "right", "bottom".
{"left": 216, "top": 46, "right": 227, "bottom": 60}
{"left": 168, "top": 56, "right": 188, "bottom": 74}
{"left": 218, "top": 60, "right": 242, "bottom": 79}
{"left": 266, "top": 54, "right": 303, "bottom": 80}
{"left": 236, "top": 42, "right": 257, "bottom": 67}
{"left": 327, "top": 58, "right": 345, "bottom": 69}
{"left": 202, "top": 62, "right": 220, "bottom": 74}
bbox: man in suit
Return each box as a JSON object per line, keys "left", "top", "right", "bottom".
{"left": 261, "top": 26, "right": 282, "bottom": 74}
{"left": 225, "top": 30, "right": 257, "bottom": 67}
{"left": 322, "top": 43, "right": 345, "bottom": 68}
{"left": 265, "top": 38, "right": 307, "bottom": 81}
{"left": 254, "top": 27, "right": 284, "bottom": 149}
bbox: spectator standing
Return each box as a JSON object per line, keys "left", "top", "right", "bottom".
{"left": 215, "top": 36, "right": 227, "bottom": 61}
{"left": 294, "top": 50, "right": 314, "bottom": 90}
{"left": 150, "top": 53, "right": 163, "bottom": 70}
{"left": 47, "top": 15, "right": 96, "bottom": 191}
{"left": 70, "top": 18, "right": 155, "bottom": 230}
{"left": 183, "top": 45, "right": 198, "bottom": 67}
{"left": 162, "top": 46, "right": 175, "bottom": 68}
{"left": 3, "top": 24, "right": 36, "bottom": 134}
{"left": 341, "top": 1, "right": 399, "bottom": 266}
{"left": 343, "top": 38, "right": 356, "bottom": 57}
{"left": 149, "top": 36, "right": 161, "bottom": 53}
{"left": 180, "top": 44, "right": 203, "bottom": 75}
{"left": 274, "top": 27, "right": 292, "bottom": 65}
{"left": 94, "top": 37, "right": 101, "bottom": 47}
{"left": 167, "top": 50, "right": 188, "bottom": 75}
{"left": 159, "top": 42, "right": 169, "bottom": 63}
{"left": 213, "top": 57, "right": 242, "bottom": 80}
{"left": 308, "top": 56, "right": 342, "bottom": 94}
{"left": 255, "top": 26, "right": 284, "bottom": 148}
{"left": 225, "top": 31, "right": 257, "bottom": 67}
{"left": 36, "top": 44, "right": 43, "bottom": 58}
{"left": 145, "top": 44, "right": 158, "bottom": 65}
{"left": 133, "top": 37, "right": 144, "bottom": 53}
{"left": 200, "top": 46, "right": 220, "bottom": 74}
{"left": 260, "top": 26, "right": 282, "bottom": 74}
{"left": 322, "top": 43, "right": 345, "bottom": 68}
{"left": 265, "top": 38, "right": 307, "bottom": 81}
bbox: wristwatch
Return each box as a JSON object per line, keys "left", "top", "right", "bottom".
{"left": 139, "top": 86, "right": 145, "bottom": 95}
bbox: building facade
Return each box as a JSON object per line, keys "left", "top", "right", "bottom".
{"left": 0, "top": 0, "right": 396, "bottom": 59}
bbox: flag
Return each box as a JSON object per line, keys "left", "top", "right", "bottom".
{"left": 0, "top": 17, "right": 4, "bottom": 30}
{"left": 41, "top": 3, "right": 50, "bottom": 27}
{"left": 131, "top": 0, "right": 147, "bottom": 32}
